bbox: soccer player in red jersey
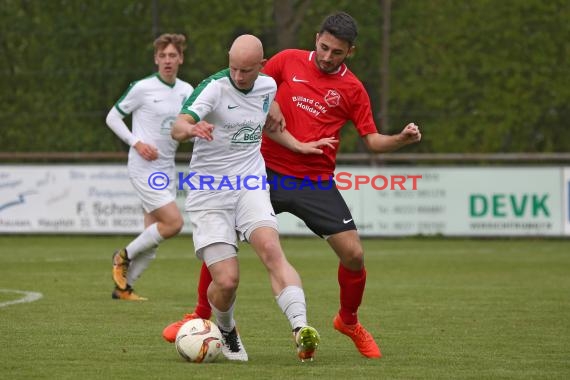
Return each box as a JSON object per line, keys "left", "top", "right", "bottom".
{"left": 163, "top": 12, "right": 421, "bottom": 359}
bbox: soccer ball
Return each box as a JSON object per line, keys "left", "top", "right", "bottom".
{"left": 175, "top": 318, "right": 223, "bottom": 363}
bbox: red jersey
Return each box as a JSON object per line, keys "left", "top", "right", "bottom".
{"left": 261, "top": 49, "right": 377, "bottom": 180}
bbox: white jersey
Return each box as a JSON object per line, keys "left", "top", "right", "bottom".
{"left": 181, "top": 68, "right": 276, "bottom": 209}
{"left": 115, "top": 73, "right": 193, "bottom": 177}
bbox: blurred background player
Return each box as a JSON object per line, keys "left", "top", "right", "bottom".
{"left": 105, "top": 33, "right": 194, "bottom": 300}
{"left": 170, "top": 12, "right": 421, "bottom": 358}
{"left": 168, "top": 34, "right": 330, "bottom": 362}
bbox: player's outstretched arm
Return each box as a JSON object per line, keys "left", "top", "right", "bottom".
{"left": 171, "top": 114, "right": 214, "bottom": 142}
{"left": 264, "top": 128, "right": 338, "bottom": 155}
{"left": 363, "top": 123, "right": 421, "bottom": 153}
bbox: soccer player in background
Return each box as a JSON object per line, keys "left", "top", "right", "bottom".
{"left": 164, "top": 11, "right": 421, "bottom": 359}
{"left": 105, "top": 34, "right": 194, "bottom": 301}
{"left": 168, "top": 34, "right": 330, "bottom": 362}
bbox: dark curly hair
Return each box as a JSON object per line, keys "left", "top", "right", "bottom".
{"left": 318, "top": 11, "right": 358, "bottom": 46}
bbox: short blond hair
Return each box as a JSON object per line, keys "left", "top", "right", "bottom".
{"left": 153, "top": 33, "right": 187, "bottom": 55}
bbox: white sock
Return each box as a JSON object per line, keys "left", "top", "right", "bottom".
{"left": 210, "top": 301, "right": 236, "bottom": 332}
{"left": 126, "top": 248, "right": 156, "bottom": 285}
{"left": 125, "top": 223, "right": 163, "bottom": 260}
{"left": 276, "top": 285, "right": 308, "bottom": 331}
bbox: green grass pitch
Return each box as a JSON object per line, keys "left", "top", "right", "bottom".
{"left": 1, "top": 235, "right": 569, "bottom": 379}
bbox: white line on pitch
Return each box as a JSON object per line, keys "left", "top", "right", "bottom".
{"left": 0, "top": 289, "right": 43, "bottom": 308}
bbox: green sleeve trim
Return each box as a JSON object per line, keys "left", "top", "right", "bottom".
{"left": 113, "top": 74, "right": 159, "bottom": 115}
{"left": 180, "top": 69, "right": 229, "bottom": 118}
{"left": 114, "top": 103, "right": 128, "bottom": 116}
{"left": 113, "top": 79, "right": 140, "bottom": 115}
{"left": 182, "top": 109, "right": 200, "bottom": 122}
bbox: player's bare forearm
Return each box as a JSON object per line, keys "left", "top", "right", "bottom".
{"left": 265, "top": 129, "right": 338, "bottom": 155}
{"left": 171, "top": 114, "right": 194, "bottom": 142}
{"left": 171, "top": 114, "right": 214, "bottom": 142}
{"left": 364, "top": 123, "right": 421, "bottom": 153}
{"left": 264, "top": 128, "right": 300, "bottom": 151}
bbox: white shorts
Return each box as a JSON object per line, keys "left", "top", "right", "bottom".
{"left": 129, "top": 175, "right": 176, "bottom": 213}
{"left": 189, "top": 188, "right": 278, "bottom": 256}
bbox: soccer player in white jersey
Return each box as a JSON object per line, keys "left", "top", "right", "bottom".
{"left": 174, "top": 12, "right": 421, "bottom": 359}
{"left": 105, "top": 34, "right": 194, "bottom": 301}
{"left": 168, "top": 34, "right": 334, "bottom": 362}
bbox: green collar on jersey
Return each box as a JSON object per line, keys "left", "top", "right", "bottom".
{"left": 226, "top": 69, "right": 253, "bottom": 95}
{"left": 155, "top": 73, "right": 176, "bottom": 88}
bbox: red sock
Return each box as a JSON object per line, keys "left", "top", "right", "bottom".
{"left": 194, "top": 262, "right": 213, "bottom": 319}
{"left": 338, "top": 264, "right": 366, "bottom": 325}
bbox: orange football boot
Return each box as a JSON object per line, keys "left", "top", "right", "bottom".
{"left": 333, "top": 314, "right": 381, "bottom": 358}
{"left": 162, "top": 313, "right": 201, "bottom": 342}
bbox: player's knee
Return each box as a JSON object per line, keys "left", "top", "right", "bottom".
{"left": 260, "top": 239, "right": 282, "bottom": 255}
{"left": 162, "top": 216, "right": 183, "bottom": 238}
{"left": 171, "top": 215, "right": 184, "bottom": 235}
{"left": 256, "top": 240, "right": 286, "bottom": 267}
{"left": 216, "top": 274, "right": 239, "bottom": 293}
{"left": 340, "top": 247, "right": 364, "bottom": 269}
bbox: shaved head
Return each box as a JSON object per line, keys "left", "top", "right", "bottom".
{"left": 228, "top": 34, "right": 266, "bottom": 90}
{"left": 229, "top": 34, "right": 264, "bottom": 65}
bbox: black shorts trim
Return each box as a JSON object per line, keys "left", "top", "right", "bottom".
{"left": 266, "top": 168, "right": 357, "bottom": 237}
